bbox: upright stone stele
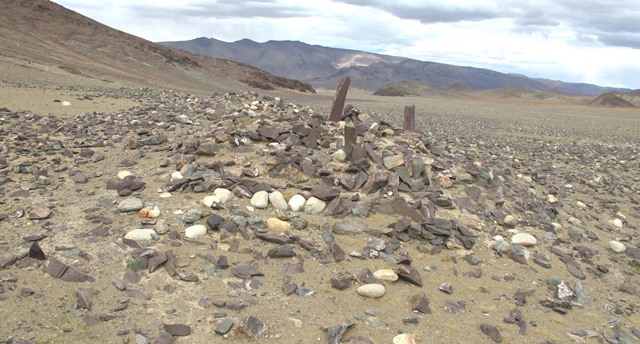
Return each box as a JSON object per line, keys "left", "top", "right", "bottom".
{"left": 328, "top": 76, "right": 351, "bottom": 122}
{"left": 404, "top": 105, "right": 415, "bottom": 132}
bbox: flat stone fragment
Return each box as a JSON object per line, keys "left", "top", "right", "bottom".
{"left": 383, "top": 154, "right": 405, "bottom": 169}
{"left": 480, "top": 324, "right": 503, "bottom": 343}
{"left": 239, "top": 315, "right": 268, "bottom": 339}
{"left": 356, "top": 283, "right": 385, "bottom": 298}
{"left": 0, "top": 254, "right": 18, "bottom": 269}
{"left": 396, "top": 263, "right": 423, "bottom": 287}
{"left": 410, "top": 292, "right": 431, "bottom": 314}
{"left": 163, "top": 323, "right": 191, "bottom": 336}
{"left": 215, "top": 318, "right": 234, "bottom": 335}
{"left": 44, "top": 257, "right": 93, "bottom": 282}
{"left": 76, "top": 288, "right": 94, "bottom": 310}
{"left": 72, "top": 171, "right": 88, "bottom": 184}
{"left": 310, "top": 185, "right": 341, "bottom": 201}
{"left": 232, "top": 265, "right": 263, "bottom": 279}
{"left": 28, "top": 207, "right": 51, "bottom": 220}
{"left": 325, "top": 320, "right": 354, "bottom": 344}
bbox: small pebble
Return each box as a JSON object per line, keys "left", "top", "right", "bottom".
{"left": 608, "top": 240, "right": 626, "bottom": 253}
{"left": 356, "top": 284, "right": 385, "bottom": 298}
{"left": 185, "top": 225, "right": 207, "bottom": 238}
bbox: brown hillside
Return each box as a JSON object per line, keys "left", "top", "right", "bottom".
{"left": 373, "top": 80, "right": 470, "bottom": 98}
{"left": 589, "top": 93, "right": 636, "bottom": 108}
{"left": 0, "top": 0, "right": 314, "bottom": 94}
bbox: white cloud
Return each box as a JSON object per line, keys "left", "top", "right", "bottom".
{"left": 51, "top": 0, "right": 640, "bottom": 89}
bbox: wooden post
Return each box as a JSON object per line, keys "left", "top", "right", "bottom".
{"left": 403, "top": 105, "right": 415, "bottom": 132}
{"left": 328, "top": 76, "right": 351, "bottom": 122}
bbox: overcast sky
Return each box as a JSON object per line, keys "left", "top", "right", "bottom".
{"left": 52, "top": 0, "right": 640, "bottom": 89}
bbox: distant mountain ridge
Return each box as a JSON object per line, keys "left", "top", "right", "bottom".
{"left": 161, "top": 37, "right": 631, "bottom": 96}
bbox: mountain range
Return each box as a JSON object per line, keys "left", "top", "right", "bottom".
{"left": 161, "top": 37, "right": 631, "bottom": 96}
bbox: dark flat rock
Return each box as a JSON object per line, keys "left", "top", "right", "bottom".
{"left": 28, "top": 242, "right": 47, "bottom": 260}
{"left": 239, "top": 315, "right": 268, "bottom": 339}
{"left": 163, "top": 323, "right": 191, "bottom": 336}
{"left": 480, "top": 324, "right": 503, "bottom": 343}
{"left": 311, "top": 184, "right": 341, "bottom": 201}
{"left": 326, "top": 320, "right": 354, "bottom": 344}
{"left": 396, "top": 263, "right": 423, "bottom": 287}
{"left": 267, "top": 247, "right": 296, "bottom": 258}
{"left": 215, "top": 318, "right": 234, "bottom": 335}
{"left": 76, "top": 288, "right": 94, "bottom": 310}
{"left": 410, "top": 292, "right": 431, "bottom": 314}
{"left": 44, "top": 257, "right": 93, "bottom": 282}
{"left": 232, "top": 265, "right": 264, "bottom": 279}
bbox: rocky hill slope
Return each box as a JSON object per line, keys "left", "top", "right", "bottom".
{"left": 0, "top": 0, "right": 314, "bottom": 94}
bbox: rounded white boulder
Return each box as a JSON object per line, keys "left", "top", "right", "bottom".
{"left": 185, "top": 224, "right": 207, "bottom": 238}
{"left": 511, "top": 233, "right": 537, "bottom": 246}
{"left": 268, "top": 191, "right": 288, "bottom": 210}
{"left": 356, "top": 283, "right": 385, "bottom": 298}
{"left": 125, "top": 228, "right": 157, "bottom": 241}
{"left": 288, "top": 194, "right": 306, "bottom": 212}
{"left": 250, "top": 191, "right": 269, "bottom": 209}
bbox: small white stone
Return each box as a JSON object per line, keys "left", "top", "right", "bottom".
{"left": 61, "top": 101, "right": 71, "bottom": 106}
{"left": 117, "top": 198, "right": 144, "bottom": 212}
{"left": 185, "top": 224, "right": 207, "bottom": 238}
{"left": 268, "top": 191, "right": 288, "bottom": 210}
{"left": 522, "top": 176, "right": 533, "bottom": 183}
{"left": 609, "top": 240, "right": 626, "bottom": 253}
{"left": 139, "top": 206, "right": 160, "bottom": 218}
{"left": 331, "top": 149, "right": 347, "bottom": 162}
{"left": 170, "top": 171, "right": 183, "bottom": 181}
{"left": 266, "top": 218, "right": 291, "bottom": 233}
{"left": 117, "top": 171, "right": 133, "bottom": 180}
{"left": 202, "top": 188, "right": 233, "bottom": 207}
{"left": 304, "top": 196, "right": 326, "bottom": 214}
{"left": 511, "top": 232, "right": 537, "bottom": 246}
{"left": 568, "top": 216, "right": 582, "bottom": 226}
{"left": 250, "top": 191, "right": 269, "bottom": 209}
{"left": 356, "top": 283, "right": 385, "bottom": 298}
{"left": 288, "top": 195, "right": 306, "bottom": 212}
{"left": 125, "top": 228, "right": 157, "bottom": 241}
{"left": 610, "top": 218, "right": 623, "bottom": 228}
{"left": 159, "top": 192, "right": 172, "bottom": 198}
{"left": 202, "top": 196, "right": 216, "bottom": 207}
{"left": 393, "top": 334, "right": 416, "bottom": 344}
{"left": 576, "top": 201, "right": 587, "bottom": 208}
{"left": 547, "top": 194, "right": 558, "bottom": 203}
{"left": 213, "top": 188, "right": 233, "bottom": 203}
{"left": 373, "top": 269, "right": 398, "bottom": 282}
{"left": 503, "top": 215, "right": 517, "bottom": 227}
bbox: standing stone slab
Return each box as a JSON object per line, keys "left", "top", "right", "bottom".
{"left": 404, "top": 105, "right": 415, "bottom": 132}
{"left": 328, "top": 77, "right": 351, "bottom": 122}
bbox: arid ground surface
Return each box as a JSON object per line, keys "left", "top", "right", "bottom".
{"left": 1, "top": 62, "right": 639, "bottom": 344}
